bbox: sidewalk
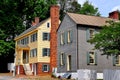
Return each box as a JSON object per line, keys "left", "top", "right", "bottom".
{"left": 0, "top": 73, "right": 57, "bottom": 80}
{"left": 0, "top": 73, "right": 75, "bottom": 80}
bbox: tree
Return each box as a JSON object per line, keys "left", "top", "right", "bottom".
{"left": 0, "top": 0, "right": 56, "bottom": 56}
{"left": 67, "top": 1, "right": 81, "bottom": 13}
{"left": 79, "top": 1, "right": 100, "bottom": 16}
{"left": 89, "top": 21, "right": 120, "bottom": 56}
{"left": 59, "top": 0, "right": 81, "bottom": 20}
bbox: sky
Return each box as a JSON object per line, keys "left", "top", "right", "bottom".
{"left": 78, "top": 0, "right": 120, "bottom": 17}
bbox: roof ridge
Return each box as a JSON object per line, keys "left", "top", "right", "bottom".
{"left": 67, "top": 12, "right": 110, "bottom": 19}
{"left": 15, "top": 18, "right": 50, "bottom": 40}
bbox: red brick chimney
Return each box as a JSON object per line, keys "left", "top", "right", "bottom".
{"left": 50, "top": 5, "right": 59, "bottom": 73}
{"left": 109, "top": 11, "right": 119, "bottom": 20}
{"left": 32, "top": 17, "right": 40, "bottom": 26}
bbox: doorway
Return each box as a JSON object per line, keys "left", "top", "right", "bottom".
{"left": 67, "top": 55, "right": 71, "bottom": 71}
{"left": 23, "top": 50, "right": 29, "bottom": 64}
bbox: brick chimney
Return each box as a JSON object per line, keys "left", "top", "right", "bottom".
{"left": 109, "top": 11, "right": 119, "bottom": 20}
{"left": 32, "top": 17, "right": 40, "bottom": 26}
{"left": 50, "top": 5, "right": 59, "bottom": 72}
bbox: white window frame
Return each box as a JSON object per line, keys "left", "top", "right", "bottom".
{"left": 89, "top": 51, "right": 95, "bottom": 64}
{"left": 43, "top": 32, "right": 50, "bottom": 41}
{"left": 115, "top": 55, "right": 120, "bottom": 65}
{"left": 42, "top": 64, "right": 49, "bottom": 72}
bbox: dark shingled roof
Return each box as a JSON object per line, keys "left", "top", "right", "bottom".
{"left": 67, "top": 13, "right": 115, "bottom": 26}
{"left": 15, "top": 18, "right": 50, "bottom": 40}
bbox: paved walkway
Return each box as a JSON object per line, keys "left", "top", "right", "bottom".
{"left": 0, "top": 73, "right": 52, "bottom": 80}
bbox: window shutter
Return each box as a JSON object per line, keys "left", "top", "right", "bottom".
{"left": 48, "top": 33, "right": 50, "bottom": 41}
{"left": 63, "top": 33, "right": 65, "bottom": 44}
{"left": 42, "top": 65, "right": 44, "bottom": 72}
{"left": 48, "top": 64, "right": 50, "bottom": 71}
{"left": 60, "top": 33, "right": 61, "bottom": 45}
{"left": 63, "top": 53, "right": 65, "bottom": 65}
{"left": 42, "top": 49, "right": 44, "bottom": 56}
{"left": 70, "top": 30, "right": 73, "bottom": 43}
{"left": 113, "top": 55, "right": 116, "bottom": 66}
{"left": 48, "top": 48, "right": 50, "bottom": 56}
{"left": 59, "top": 53, "right": 61, "bottom": 66}
{"left": 95, "top": 52, "right": 97, "bottom": 65}
{"left": 86, "top": 29, "right": 90, "bottom": 41}
{"left": 87, "top": 52, "right": 90, "bottom": 65}
{"left": 65, "top": 32, "right": 68, "bottom": 44}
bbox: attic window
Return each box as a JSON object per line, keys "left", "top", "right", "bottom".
{"left": 47, "top": 23, "right": 50, "bottom": 28}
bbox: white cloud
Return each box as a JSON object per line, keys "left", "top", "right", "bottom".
{"left": 112, "top": 5, "right": 120, "bottom": 11}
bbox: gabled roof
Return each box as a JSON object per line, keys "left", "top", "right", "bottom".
{"left": 67, "top": 13, "right": 116, "bottom": 27}
{"left": 15, "top": 18, "right": 50, "bottom": 40}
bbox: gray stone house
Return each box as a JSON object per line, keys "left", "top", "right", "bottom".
{"left": 57, "top": 11, "right": 120, "bottom": 74}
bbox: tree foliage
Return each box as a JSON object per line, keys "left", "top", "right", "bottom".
{"left": 0, "top": 0, "right": 56, "bottom": 56}
{"left": 67, "top": 1, "right": 81, "bottom": 13}
{"left": 58, "top": 0, "right": 81, "bottom": 20}
{"left": 89, "top": 21, "right": 120, "bottom": 56}
{"left": 59, "top": 0, "right": 100, "bottom": 20}
{"left": 79, "top": 1, "right": 100, "bottom": 16}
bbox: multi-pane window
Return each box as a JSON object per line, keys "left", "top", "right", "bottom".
{"left": 89, "top": 29, "right": 95, "bottom": 39}
{"left": 60, "top": 33, "right": 65, "bottom": 45}
{"left": 42, "top": 64, "right": 49, "bottom": 72}
{"left": 30, "top": 48, "right": 37, "bottom": 57}
{"left": 86, "top": 28, "right": 95, "bottom": 41}
{"left": 87, "top": 51, "right": 97, "bottom": 65}
{"left": 67, "top": 30, "right": 73, "bottom": 43}
{"left": 42, "top": 48, "right": 50, "bottom": 56}
{"left": 31, "top": 32, "right": 37, "bottom": 42}
{"left": 43, "top": 33, "right": 50, "bottom": 41}
{"left": 67, "top": 55, "right": 71, "bottom": 71}
{"left": 18, "top": 37, "right": 29, "bottom": 45}
{"left": 60, "top": 53, "right": 65, "bottom": 66}
{"left": 60, "top": 30, "right": 73, "bottom": 45}
{"left": 113, "top": 55, "right": 120, "bottom": 66}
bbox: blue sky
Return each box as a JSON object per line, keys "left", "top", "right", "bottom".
{"left": 78, "top": 0, "right": 120, "bottom": 17}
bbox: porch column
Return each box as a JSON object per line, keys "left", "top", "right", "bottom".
{"left": 34, "top": 63, "right": 37, "bottom": 76}
{"left": 17, "top": 58, "right": 20, "bottom": 75}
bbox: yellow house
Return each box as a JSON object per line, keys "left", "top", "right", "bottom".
{"left": 14, "top": 5, "right": 60, "bottom": 76}
{"left": 14, "top": 17, "right": 53, "bottom": 75}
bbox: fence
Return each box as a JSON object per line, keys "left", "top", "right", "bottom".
{"left": 103, "top": 70, "right": 120, "bottom": 80}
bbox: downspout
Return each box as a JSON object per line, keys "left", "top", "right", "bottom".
{"left": 76, "top": 25, "right": 79, "bottom": 69}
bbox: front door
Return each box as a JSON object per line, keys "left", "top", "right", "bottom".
{"left": 67, "top": 55, "right": 71, "bottom": 71}
{"left": 23, "top": 50, "right": 29, "bottom": 64}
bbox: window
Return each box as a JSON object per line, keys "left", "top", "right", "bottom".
{"left": 113, "top": 55, "right": 120, "bottom": 66}
{"left": 30, "top": 48, "right": 37, "bottom": 57}
{"left": 19, "top": 37, "right": 29, "bottom": 45}
{"left": 60, "top": 53, "right": 65, "bottom": 66}
{"left": 42, "top": 48, "right": 50, "bottom": 56}
{"left": 60, "top": 32, "right": 65, "bottom": 45}
{"left": 67, "top": 30, "right": 73, "bottom": 43}
{"left": 86, "top": 28, "right": 95, "bottom": 41}
{"left": 60, "top": 30, "right": 73, "bottom": 45}
{"left": 43, "top": 33, "right": 50, "bottom": 41}
{"left": 31, "top": 33, "right": 37, "bottom": 42}
{"left": 47, "top": 23, "right": 50, "bottom": 28}
{"left": 87, "top": 51, "right": 97, "bottom": 65}
{"left": 67, "top": 55, "right": 71, "bottom": 71}
{"left": 90, "top": 29, "right": 95, "bottom": 39}
{"left": 42, "top": 64, "right": 49, "bottom": 72}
